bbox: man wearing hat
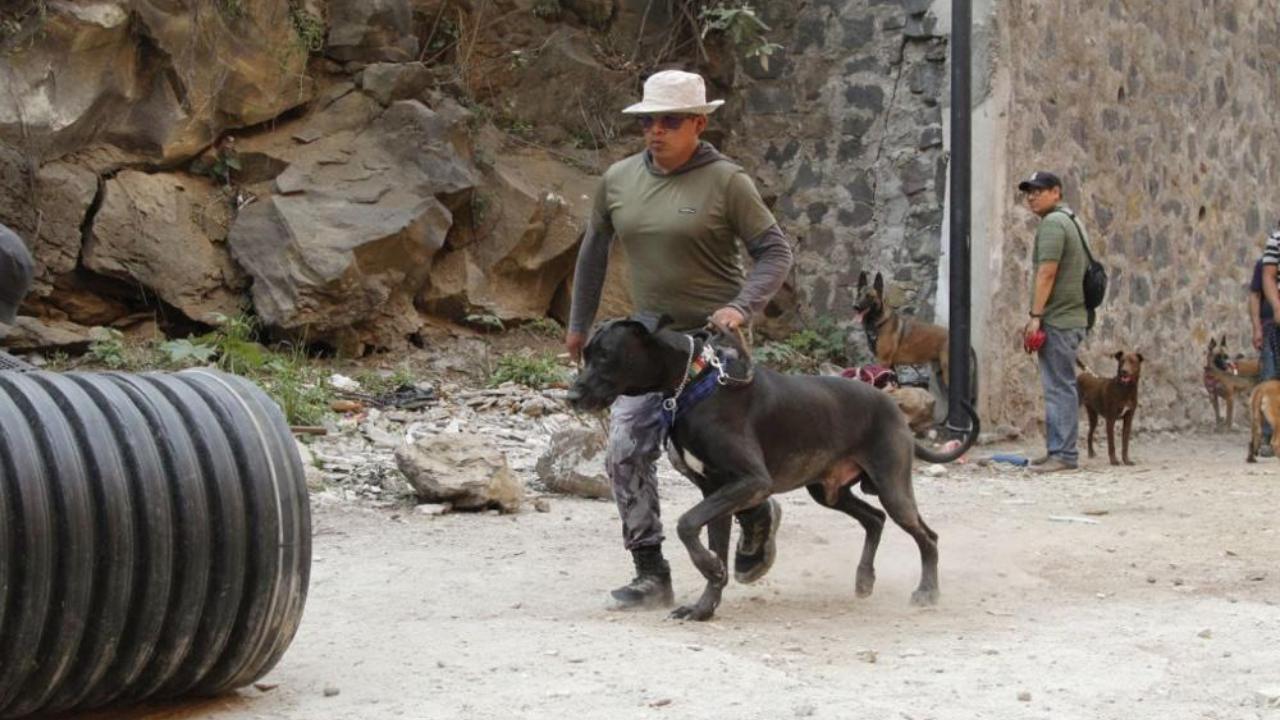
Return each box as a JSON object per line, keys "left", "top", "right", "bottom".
{"left": 1019, "top": 171, "right": 1088, "bottom": 473}
{"left": 0, "top": 223, "right": 34, "bottom": 341}
{"left": 566, "top": 70, "right": 794, "bottom": 609}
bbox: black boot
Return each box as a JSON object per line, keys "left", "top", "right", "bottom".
{"left": 610, "top": 546, "right": 674, "bottom": 609}
{"left": 734, "top": 498, "right": 782, "bottom": 584}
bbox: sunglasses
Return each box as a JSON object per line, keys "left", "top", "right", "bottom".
{"left": 636, "top": 114, "right": 692, "bottom": 131}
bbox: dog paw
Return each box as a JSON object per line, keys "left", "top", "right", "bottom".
{"left": 1123, "top": 459, "right": 1136, "bottom": 466}
{"left": 855, "top": 569, "right": 876, "bottom": 598}
{"left": 670, "top": 604, "right": 715, "bottom": 622}
{"left": 910, "top": 588, "right": 939, "bottom": 607}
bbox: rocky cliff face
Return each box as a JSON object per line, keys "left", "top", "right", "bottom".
{"left": 0, "top": 0, "right": 610, "bottom": 355}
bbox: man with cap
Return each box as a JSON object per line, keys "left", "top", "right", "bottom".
{"left": 0, "top": 222, "right": 34, "bottom": 340}
{"left": 1019, "top": 171, "right": 1088, "bottom": 473}
{"left": 566, "top": 70, "right": 794, "bottom": 609}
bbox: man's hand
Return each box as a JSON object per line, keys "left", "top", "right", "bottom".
{"left": 1254, "top": 326, "right": 1264, "bottom": 351}
{"left": 1023, "top": 316, "right": 1042, "bottom": 343}
{"left": 565, "top": 331, "right": 586, "bottom": 363}
{"left": 709, "top": 306, "right": 746, "bottom": 331}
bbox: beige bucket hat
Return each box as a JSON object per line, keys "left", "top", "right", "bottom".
{"left": 622, "top": 70, "right": 725, "bottom": 115}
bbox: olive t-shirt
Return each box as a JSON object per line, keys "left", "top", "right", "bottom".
{"left": 1032, "top": 205, "right": 1088, "bottom": 330}
{"left": 591, "top": 151, "right": 777, "bottom": 330}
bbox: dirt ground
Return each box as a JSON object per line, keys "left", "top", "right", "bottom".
{"left": 88, "top": 430, "right": 1280, "bottom": 720}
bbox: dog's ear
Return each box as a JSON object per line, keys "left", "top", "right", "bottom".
{"left": 630, "top": 313, "right": 667, "bottom": 334}
{"left": 1209, "top": 337, "right": 1217, "bottom": 350}
{"left": 857, "top": 271, "right": 868, "bottom": 290}
{"left": 1136, "top": 352, "right": 1144, "bottom": 363}
{"left": 873, "top": 272, "right": 884, "bottom": 295}
{"left": 1113, "top": 350, "right": 1124, "bottom": 361}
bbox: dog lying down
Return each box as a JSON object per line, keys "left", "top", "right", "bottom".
{"left": 567, "top": 317, "right": 979, "bottom": 621}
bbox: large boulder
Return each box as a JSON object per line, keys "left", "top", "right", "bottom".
{"left": 0, "top": 0, "right": 313, "bottom": 163}
{"left": 82, "top": 170, "right": 246, "bottom": 324}
{"left": 0, "top": 2, "right": 139, "bottom": 161}
{"left": 326, "top": 0, "right": 419, "bottom": 63}
{"left": 395, "top": 433, "right": 523, "bottom": 513}
{"left": 502, "top": 29, "right": 634, "bottom": 144}
{"left": 227, "top": 100, "right": 478, "bottom": 354}
{"left": 420, "top": 145, "right": 598, "bottom": 322}
{"left": 30, "top": 162, "right": 99, "bottom": 297}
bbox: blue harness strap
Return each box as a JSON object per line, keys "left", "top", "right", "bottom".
{"left": 659, "top": 340, "right": 725, "bottom": 431}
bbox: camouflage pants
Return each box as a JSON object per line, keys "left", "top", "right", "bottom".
{"left": 607, "top": 393, "right": 667, "bottom": 550}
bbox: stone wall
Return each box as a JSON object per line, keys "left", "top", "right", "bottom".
{"left": 714, "top": 0, "right": 949, "bottom": 334}
{"left": 980, "top": 0, "right": 1280, "bottom": 432}
{"left": 716, "top": 0, "right": 1280, "bottom": 433}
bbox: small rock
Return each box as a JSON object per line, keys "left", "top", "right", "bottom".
{"left": 324, "top": 685, "right": 340, "bottom": 697}
{"left": 254, "top": 682, "right": 279, "bottom": 692}
{"left": 1197, "top": 628, "right": 1212, "bottom": 639}
{"left": 415, "top": 503, "right": 451, "bottom": 516}
{"left": 1146, "top": 575, "right": 1157, "bottom": 584}
{"left": 533, "top": 498, "right": 551, "bottom": 512}
{"left": 649, "top": 698, "right": 672, "bottom": 707}
{"left": 795, "top": 704, "right": 817, "bottom": 717}
{"left": 330, "top": 399, "right": 364, "bottom": 413}
{"left": 922, "top": 464, "right": 946, "bottom": 477}
{"left": 856, "top": 649, "right": 878, "bottom": 663}
{"left": 981, "top": 647, "right": 999, "bottom": 655}
{"left": 329, "top": 374, "right": 361, "bottom": 392}
{"left": 1017, "top": 690, "right": 1032, "bottom": 702}
{"left": 1255, "top": 687, "right": 1280, "bottom": 707}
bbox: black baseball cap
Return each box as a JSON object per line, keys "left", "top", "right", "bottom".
{"left": 1017, "top": 171, "right": 1062, "bottom": 192}
{"left": 0, "top": 223, "right": 34, "bottom": 325}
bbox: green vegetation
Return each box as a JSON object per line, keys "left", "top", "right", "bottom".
{"left": 288, "top": 2, "right": 326, "bottom": 54}
{"left": 700, "top": 2, "right": 783, "bottom": 70}
{"left": 489, "top": 350, "right": 567, "bottom": 389}
{"left": 352, "top": 366, "right": 418, "bottom": 396}
{"left": 532, "top": 0, "right": 562, "bottom": 20}
{"left": 82, "top": 313, "right": 333, "bottom": 426}
{"left": 754, "top": 317, "right": 848, "bottom": 373}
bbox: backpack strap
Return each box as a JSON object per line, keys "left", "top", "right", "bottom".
{"left": 1051, "top": 207, "right": 1096, "bottom": 264}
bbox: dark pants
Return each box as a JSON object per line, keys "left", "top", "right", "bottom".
{"left": 1038, "top": 324, "right": 1084, "bottom": 465}
{"left": 606, "top": 393, "right": 667, "bottom": 550}
{"left": 1263, "top": 322, "right": 1278, "bottom": 441}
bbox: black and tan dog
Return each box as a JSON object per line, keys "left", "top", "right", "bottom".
{"left": 1246, "top": 380, "right": 1280, "bottom": 462}
{"left": 853, "top": 271, "right": 977, "bottom": 403}
{"left": 566, "top": 317, "right": 978, "bottom": 621}
{"left": 1204, "top": 336, "right": 1260, "bottom": 430}
{"left": 1076, "top": 352, "right": 1143, "bottom": 465}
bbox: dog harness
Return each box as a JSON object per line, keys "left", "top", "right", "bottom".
{"left": 660, "top": 338, "right": 742, "bottom": 431}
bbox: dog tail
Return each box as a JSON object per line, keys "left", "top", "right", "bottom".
{"left": 914, "top": 401, "right": 980, "bottom": 464}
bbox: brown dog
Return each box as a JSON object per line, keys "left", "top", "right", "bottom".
{"left": 854, "top": 271, "right": 950, "bottom": 370}
{"left": 1203, "top": 336, "right": 1260, "bottom": 430}
{"left": 1246, "top": 380, "right": 1280, "bottom": 462}
{"left": 1076, "top": 351, "right": 1143, "bottom": 465}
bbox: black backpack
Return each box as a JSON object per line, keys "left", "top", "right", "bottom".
{"left": 1057, "top": 209, "right": 1107, "bottom": 329}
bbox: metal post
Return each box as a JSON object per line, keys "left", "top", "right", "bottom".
{"left": 945, "top": 0, "right": 973, "bottom": 432}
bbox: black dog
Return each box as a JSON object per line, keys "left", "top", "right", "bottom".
{"left": 567, "top": 318, "right": 978, "bottom": 621}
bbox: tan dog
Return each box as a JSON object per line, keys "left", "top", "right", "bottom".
{"left": 854, "top": 271, "right": 950, "bottom": 372}
{"left": 1077, "top": 351, "right": 1143, "bottom": 465}
{"left": 1246, "top": 380, "right": 1280, "bottom": 462}
{"left": 1203, "top": 336, "right": 1260, "bottom": 430}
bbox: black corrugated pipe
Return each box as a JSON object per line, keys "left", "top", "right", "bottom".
{"left": 0, "top": 368, "right": 311, "bottom": 718}
{"left": 946, "top": 0, "right": 976, "bottom": 434}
